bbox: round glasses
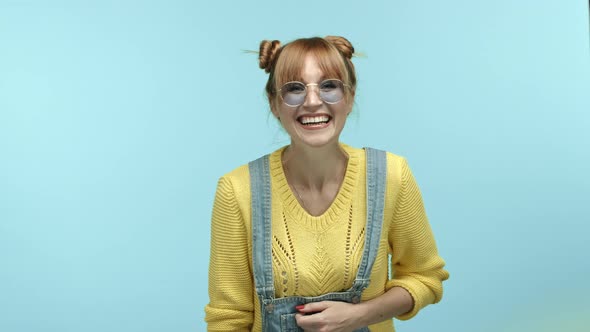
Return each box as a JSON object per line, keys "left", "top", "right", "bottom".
{"left": 278, "top": 79, "right": 350, "bottom": 107}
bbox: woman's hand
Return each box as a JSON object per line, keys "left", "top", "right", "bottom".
{"left": 294, "top": 301, "right": 366, "bottom": 332}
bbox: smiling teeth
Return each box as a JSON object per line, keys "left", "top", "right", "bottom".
{"left": 300, "top": 115, "right": 330, "bottom": 124}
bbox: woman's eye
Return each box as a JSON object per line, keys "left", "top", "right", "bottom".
{"left": 320, "top": 81, "right": 339, "bottom": 90}
{"left": 286, "top": 84, "right": 305, "bottom": 93}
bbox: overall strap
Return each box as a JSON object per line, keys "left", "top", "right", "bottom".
{"left": 352, "top": 147, "right": 387, "bottom": 289}
{"left": 248, "top": 155, "right": 275, "bottom": 300}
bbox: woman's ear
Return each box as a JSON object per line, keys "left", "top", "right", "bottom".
{"left": 270, "top": 98, "right": 282, "bottom": 119}
{"left": 270, "top": 104, "right": 281, "bottom": 120}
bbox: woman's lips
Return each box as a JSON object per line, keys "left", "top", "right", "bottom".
{"left": 297, "top": 114, "right": 331, "bottom": 129}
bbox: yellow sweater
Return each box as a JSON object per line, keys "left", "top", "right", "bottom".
{"left": 205, "top": 144, "right": 449, "bottom": 331}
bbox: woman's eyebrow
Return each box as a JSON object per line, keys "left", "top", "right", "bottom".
{"left": 300, "top": 76, "right": 327, "bottom": 84}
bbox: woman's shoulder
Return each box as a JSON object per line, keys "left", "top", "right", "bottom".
{"left": 341, "top": 144, "right": 412, "bottom": 189}
{"left": 219, "top": 164, "right": 249, "bottom": 182}
{"left": 217, "top": 146, "right": 287, "bottom": 188}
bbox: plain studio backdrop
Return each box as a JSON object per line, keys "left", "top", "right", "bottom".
{"left": 1, "top": 1, "right": 589, "bottom": 331}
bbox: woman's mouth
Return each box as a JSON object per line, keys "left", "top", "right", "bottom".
{"left": 297, "top": 115, "right": 331, "bottom": 129}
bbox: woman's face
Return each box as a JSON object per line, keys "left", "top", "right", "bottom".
{"left": 272, "top": 55, "right": 353, "bottom": 149}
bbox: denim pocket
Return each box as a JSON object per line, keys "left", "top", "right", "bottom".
{"left": 279, "top": 312, "right": 369, "bottom": 332}
{"left": 280, "top": 313, "right": 303, "bottom": 332}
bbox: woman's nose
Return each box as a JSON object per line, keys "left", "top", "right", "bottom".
{"left": 302, "top": 84, "right": 322, "bottom": 107}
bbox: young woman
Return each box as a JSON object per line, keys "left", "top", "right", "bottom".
{"left": 205, "top": 36, "right": 449, "bottom": 332}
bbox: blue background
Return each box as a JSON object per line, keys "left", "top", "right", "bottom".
{"left": 1, "top": 0, "right": 589, "bottom": 331}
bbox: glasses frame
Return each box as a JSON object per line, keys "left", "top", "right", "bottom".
{"left": 277, "top": 79, "right": 351, "bottom": 107}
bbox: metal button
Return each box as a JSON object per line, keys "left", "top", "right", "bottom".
{"left": 351, "top": 296, "right": 360, "bottom": 304}
{"left": 265, "top": 303, "right": 274, "bottom": 313}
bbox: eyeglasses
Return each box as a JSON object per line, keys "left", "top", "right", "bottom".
{"left": 278, "top": 79, "right": 350, "bottom": 107}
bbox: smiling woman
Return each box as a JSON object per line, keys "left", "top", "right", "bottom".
{"left": 204, "top": 36, "right": 449, "bottom": 332}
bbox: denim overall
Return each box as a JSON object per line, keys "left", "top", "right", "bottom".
{"left": 248, "top": 147, "right": 387, "bottom": 332}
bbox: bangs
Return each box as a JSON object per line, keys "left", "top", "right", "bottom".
{"left": 272, "top": 38, "right": 349, "bottom": 90}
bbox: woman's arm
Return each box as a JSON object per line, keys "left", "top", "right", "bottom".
{"left": 385, "top": 157, "right": 449, "bottom": 320}
{"left": 204, "top": 176, "right": 254, "bottom": 332}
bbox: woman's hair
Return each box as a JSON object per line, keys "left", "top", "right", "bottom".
{"left": 258, "top": 36, "right": 357, "bottom": 108}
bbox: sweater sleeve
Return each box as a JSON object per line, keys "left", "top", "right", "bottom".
{"left": 386, "top": 158, "right": 449, "bottom": 320}
{"left": 205, "top": 176, "right": 254, "bottom": 331}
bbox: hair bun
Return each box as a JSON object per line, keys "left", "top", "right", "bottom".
{"left": 325, "top": 36, "right": 354, "bottom": 59}
{"left": 259, "top": 40, "right": 282, "bottom": 73}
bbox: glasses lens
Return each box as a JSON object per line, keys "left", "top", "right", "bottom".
{"left": 319, "top": 80, "right": 345, "bottom": 104}
{"left": 280, "top": 80, "right": 346, "bottom": 106}
{"left": 281, "top": 82, "right": 306, "bottom": 106}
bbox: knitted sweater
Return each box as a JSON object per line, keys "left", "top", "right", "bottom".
{"left": 205, "top": 143, "right": 449, "bottom": 332}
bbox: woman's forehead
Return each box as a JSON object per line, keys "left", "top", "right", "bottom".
{"left": 278, "top": 54, "right": 345, "bottom": 85}
{"left": 298, "top": 56, "right": 326, "bottom": 83}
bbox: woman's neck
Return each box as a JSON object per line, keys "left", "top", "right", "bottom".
{"left": 281, "top": 141, "right": 349, "bottom": 192}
